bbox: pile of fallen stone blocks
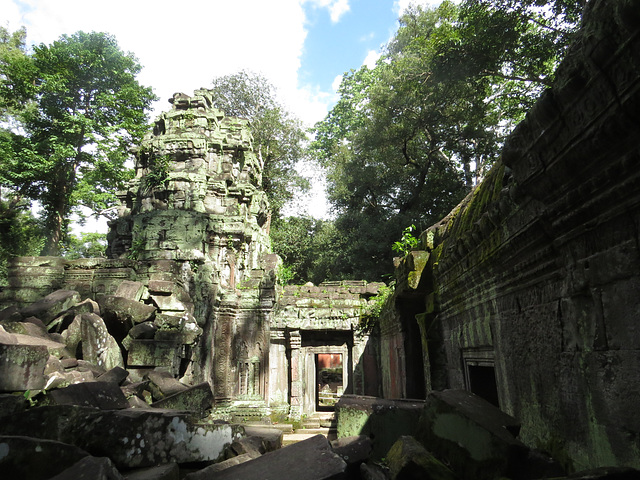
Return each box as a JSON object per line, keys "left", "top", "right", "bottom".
{"left": 0, "top": 283, "right": 363, "bottom": 479}
{"left": 335, "top": 391, "right": 640, "bottom": 480}
{"left": 0, "top": 279, "right": 202, "bottom": 391}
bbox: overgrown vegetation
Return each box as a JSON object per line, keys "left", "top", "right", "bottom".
{"left": 309, "top": 0, "right": 583, "bottom": 282}
{"left": 0, "top": 1, "right": 584, "bottom": 284}
{"left": 61, "top": 232, "right": 107, "bottom": 259}
{"left": 143, "top": 154, "right": 171, "bottom": 193}
{"left": 358, "top": 284, "right": 394, "bottom": 333}
{"left": 0, "top": 28, "right": 156, "bottom": 255}
{"left": 392, "top": 225, "right": 419, "bottom": 257}
{"left": 0, "top": 193, "right": 44, "bottom": 285}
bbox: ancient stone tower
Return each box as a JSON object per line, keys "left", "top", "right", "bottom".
{"left": 105, "top": 89, "right": 277, "bottom": 404}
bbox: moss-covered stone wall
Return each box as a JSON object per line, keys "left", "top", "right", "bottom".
{"left": 388, "top": 0, "right": 640, "bottom": 471}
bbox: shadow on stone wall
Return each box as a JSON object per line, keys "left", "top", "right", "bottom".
{"left": 374, "top": 0, "right": 640, "bottom": 472}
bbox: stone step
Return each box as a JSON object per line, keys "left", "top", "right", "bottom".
{"left": 243, "top": 422, "right": 294, "bottom": 433}
{"left": 302, "top": 420, "right": 321, "bottom": 429}
{"left": 305, "top": 412, "right": 337, "bottom": 429}
{"left": 282, "top": 432, "right": 321, "bottom": 446}
{"left": 319, "top": 417, "right": 337, "bottom": 428}
{"left": 297, "top": 427, "right": 335, "bottom": 435}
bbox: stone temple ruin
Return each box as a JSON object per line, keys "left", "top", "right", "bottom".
{"left": 0, "top": 87, "right": 382, "bottom": 420}
{"left": 1, "top": 0, "right": 640, "bottom": 478}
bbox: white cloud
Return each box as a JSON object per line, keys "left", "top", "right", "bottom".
{"left": 328, "top": 0, "right": 350, "bottom": 22}
{"left": 305, "top": 0, "right": 350, "bottom": 23}
{"left": 7, "top": 0, "right": 314, "bottom": 122}
{"left": 363, "top": 49, "right": 381, "bottom": 69}
{"left": 0, "top": 0, "right": 23, "bottom": 30}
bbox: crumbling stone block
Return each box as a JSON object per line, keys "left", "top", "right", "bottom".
{"left": 126, "top": 339, "right": 180, "bottom": 373}
{"left": 335, "top": 395, "right": 425, "bottom": 459}
{"left": 98, "top": 295, "right": 156, "bottom": 340}
{"left": 416, "top": 389, "right": 527, "bottom": 480}
{"left": 227, "top": 435, "right": 266, "bottom": 457}
{"left": 200, "top": 434, "right": 347, "bottom": 480}
{"left": 185, "top": 453, "right": 258, "bottom": 479}
{"left": 48, "top": 455, "right": 124, "bottom": 480}
{"left": 115, "top": 280, "right": 146, "bottom": 301}
{"left": 1, "top": 317, "right": 49, "bottom": 339}
{"left": 150, "top": 293, "right": 193, "bottom": 314}
{"left": 19, "top": 289, "right": 81, "bottom": 325}
{"left": 0, "top": 435, "right": 91, "bottom": 480}
{"left": 154, "top": 313, "right": 184, "bottom": 329}
{"left": 128, "top": 322, "right": 157, "bottom": 340}
{"left": 97, "top": 366, "right": 130, "bottom": 385}
{"left": 242, "top": 425, "right": 283, "bottom": 452}
{"left": 151, "top": 382, "right": 213, "bottom": 416}
{"left": 49, "top": 381, "right": 130, "bottom": 410}
{"left": 0, "top": 405, "right": 243, "bottom": 469}
{"left": 386, "top": 435, "right": 457, "bottom": 480}
{"left": 80, "top": 313, "right": 125, "bottom": 370}
{"left": 48, "top": 297, "right": 100, "bottom": 333}
{"left": 145, "top": 370, "right": 188, "bottom": 399}
{"left": 127, "top": 395, "right": 151, "bottom": 408}
{"left": 0, "top": 305, "right": 21, "bottom": 323}
{"left": 331, "top": 435, "right": 372, "bottom": 468}
{"left": 0, "top": 341, "right": 49, "bottom": 391}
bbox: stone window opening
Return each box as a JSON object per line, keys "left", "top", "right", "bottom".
{"left": 462, "top": 348, "right": 500, "bottom": 408}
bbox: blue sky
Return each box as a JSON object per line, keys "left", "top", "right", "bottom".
{"left": 1, "top": 0, "right": 439, "bottom": 126}
{"left": 300, "top": 1, "right": 400, "bottom": 95}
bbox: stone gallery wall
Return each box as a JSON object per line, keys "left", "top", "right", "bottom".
{"left": 386, "top": 0, "right": 640, "bottom": 470}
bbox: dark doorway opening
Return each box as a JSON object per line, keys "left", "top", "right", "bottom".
{"left": 468, "top": 364, "right": 499, "bottom": 407}
{"left": 316, "top": 353, "right": 343, "bottom": 411}
{"left": 398, "top": 298, "right": 426, "bottom": 399}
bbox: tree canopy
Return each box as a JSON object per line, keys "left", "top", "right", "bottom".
{"left": 0, "top": 30, "right": 156, "bottom": 255}
{"left": 310, "top": 0, "right": 584, "bottom": 282}
{"left": 209, "top": 70, "right": 310, "bottom": 219}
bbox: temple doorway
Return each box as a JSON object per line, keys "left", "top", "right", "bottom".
{"left": 316, "top": 353, "right": 344, "bottom": 411}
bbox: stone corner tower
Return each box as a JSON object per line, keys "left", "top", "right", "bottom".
{"left": 106, "top": 89, "right": 277, "bottom": 404}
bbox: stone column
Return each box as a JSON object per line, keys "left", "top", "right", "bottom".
{"left": 268, "top": 328, "right": 288, "bottom": 410}
{"left": 352, "top": 333, "right": 369, "bottom": 395}
{"left": 287, "top": 329, "right": 302, "bottom": 419}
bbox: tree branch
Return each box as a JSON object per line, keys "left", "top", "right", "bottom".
{"left": 480, "top": 69, "right": 553, "bottom": 87}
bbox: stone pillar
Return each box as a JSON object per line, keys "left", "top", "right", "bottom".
{"left": 268, "top": 328, "right": 289, "bottom": 411}
{"left": 213, "top": 302, "right": 235, "bottom": 404}
{"left": 287, "top": 329, "right": 302, "bottom": 419}
{"left": 352, "top": 333, "right": 369, "bottom": 395}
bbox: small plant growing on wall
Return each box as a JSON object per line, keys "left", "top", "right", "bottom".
{"left": 392, "top": 224, "right": 419, "bottom": 256}
{"left": 277, "top": 263, "right": 296, "bottom": 285}
{"left": 143, "top": 154, "right": 171, "bottom": 193}
{"left": 127, "top": 225, "right": 145, "bottom": 260}
{"left": 358, "top": 284, "right": 394, "bottom": 333}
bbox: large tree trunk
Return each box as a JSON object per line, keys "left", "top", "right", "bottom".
{"left": 40, "top": 168, "right": 73, "bottom": 256}
{"left": 40, "top": 210, "right": 64, "bottom": 256}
